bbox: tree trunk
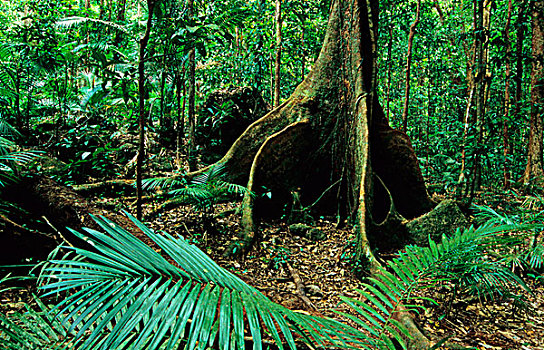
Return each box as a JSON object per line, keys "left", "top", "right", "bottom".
{"left": 175, "top": 66, "right": 186, "bottom": 170}
{"left": 189, "top": 0, "right": 434, "bottom": 264}
{"left": 401, "top": 0, "right": 421, "bottom": 133}
{"left": 514, "top": 0, "right": 529, "bottom": 118}
{"left": 458, "top": 0, "right": 493, "bottom": 201}
{"left": 273, "top": 0, "right": 282, "bottom": 107}
{"left": 522, "top": 0, "right": 544, "bottom": 187}
{"left": 187, "top": 0, "right": 197, "bottom": 171}
{"left": 117, "top": 0, "right": 126, "bottom": 21}
{"left": 136, "top": 0, "right": 155, "bottom": 220}
{"left": 466, "top": 0, "right": 493, "bottom": 202}
{"left": 385, "top": 23, "right": 393, "bottom": 122}
{"left": 503, "top": 0, "right": 513, "bottom": 189}
{"left": 185, "top": 2, "right": 446, "bottom": 345}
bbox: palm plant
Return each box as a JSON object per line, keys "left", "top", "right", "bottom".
{"left": 9, "top": 213, "right": 366, "bottom": 350}
{"left": 143, "top": 163, "right": 249, "bottom": 212}
{"left": 0, "top": 117, "right": 42, "bottom": 188}
{"left": 474, "top": 203, "right": 544, "bottom": 273}
{"left": 0, "top": 214, "right": 533, "bottom": 350}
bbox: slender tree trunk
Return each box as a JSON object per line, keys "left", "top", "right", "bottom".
{"left": 515, "top": 0, "right": 529, "bottom": 118}
{"left": 99, "top": 0, "right": 105, "bottom": 19}
{"left": 176, "top": 65, "right": 186, "bottom": 170}
{"left": 187, "top": 0, "right": 197, "bottom": 171}
{"left": 503, "top": 0, "right": 513, "bottom": 189}
{"left": 522, "top": 0, "right": 544, "bottom": 187}
{"left": 467, "top": 0, "right": 493, "bottom": 200}
{"left": 401, "top": 0, "right": 421, "bottom": 133}
{"left": 136, "top": 0, "right": 155, "bottom": 220}
{"left": 254, "top": 0, "right": 265, "bottom": 92}
{"left": 300, "top": 25, "right": 305, "bottom": 83}
{"left": 458, "top": 2, "right": 477, "bottom": 191}
{"left": 117, "top": 0, "right": 126, "bottom": 21}
{"left": 458, "top": 0, "right": 493, "bottom": 200}
{"left": 385, "top": 24, "right": 393, "bottom": 122}
{"left": 273, "top": 0, "right": 282, "bottom": 107}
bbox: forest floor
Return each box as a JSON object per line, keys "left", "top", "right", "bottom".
{"left": 107, "top": 189, "right": 544, "bottom": 349}
{"left": 2, "top": 137, "right": 544, "bottom": 349}
{"left": 2, "top": 180, "right": 544, "bottom": 350}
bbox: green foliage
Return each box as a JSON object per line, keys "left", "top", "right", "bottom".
{"left": 7, "top": 213, "right": 364, "bottom": 350}
{"left": 0, "top": 297, "right": 73, "bottom": 350}
{"left": 52, "top": 124, "right": 124, "bottom": 185}
{"left": 0, "top": 117, "right": 42, "bottom": 188}
{"left": 144, "top": 163, "right": 249, "bottom": 211}
{"left": 337, "top": 221, "right": 531, "bottom": 349}
{"left": 1, "top": 214, "right": 535, "bottom": 350}
{"left": 473, "top": 202, "right": 544, "bottom": 273}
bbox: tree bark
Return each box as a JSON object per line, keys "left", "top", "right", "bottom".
{"left": 385, "top": 23, "right": 393, "bottom": 122}
{"left": 522, "top": 0, "right": 544, "bottom": 187}
{"left": 273, "top": 0, "right": 282, "bottom": 107}
{"left": 458, "top": 0, "right": 493, "bottom": 201}
{"left": 514, "top": 0, "right": 529, "bottom": 118}
{"left": 503, "top": 0, "right": 513, "bottom": 189}
{"left": 401, "top": 0, "right": 421, "bottom": 133}
{"left": 136, "top": 0, "right": 155, "bottom": 220}
{"left": 466, "top": 0, "right": 493, "bottom": 201}
{"left": 187, "top": 0, "right": 197, "bottom": 171}
{"left": 184, "top": 1, "right": 445, "bottom": 346}
{"left": 188, "top": 0, "right": 434, "bottom": 264}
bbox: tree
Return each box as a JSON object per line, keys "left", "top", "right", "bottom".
{"left": 401, "top": 0, "right": 421, "bottom": 133}
{"left": 522, "top": 0, "right": 544, "bottom": 187}
{"left": 136, "top": 0, "right": 156, "bottom": 220}
{"left": 189, "top": 0, "right": 436, "bottom": 275}
{"left": 273, "top": 0, "right": 282, "bottom": 107}
{"left": 186, "top": 0, "right": 197, "bottom": 171}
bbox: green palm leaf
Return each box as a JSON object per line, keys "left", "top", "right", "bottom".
{"left": 36, "top": 213, "right": 371, "bottom": 350}
{"left": 336, "top": 222, "right": 531, "bottom": 349}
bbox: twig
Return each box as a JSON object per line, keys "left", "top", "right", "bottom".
{"left": 285, "top": 262, "right": 317, "bottom": 312}
{"left": 42, "top": 216, "right": 74, "bottom": 247}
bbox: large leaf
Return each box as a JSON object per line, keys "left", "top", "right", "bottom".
{"left": 33, "top": 213, "right": 369, "bottom": 350}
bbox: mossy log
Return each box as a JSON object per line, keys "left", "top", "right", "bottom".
{"left": 0, "top": 175, "right": 139, "bottom": 264}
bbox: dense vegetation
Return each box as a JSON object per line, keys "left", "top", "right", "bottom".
{"left": 0, "top": 0, "right": 543, "bottom": 349}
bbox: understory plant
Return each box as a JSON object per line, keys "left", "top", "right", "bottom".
{"left": 143, "top": 163, "right": 249, "bottom": 213}
{"left": 474, "top": 202, "right": 544, "bottom": 273}
{"left": 0, "top": 213, "right": 534, "bottom": 350}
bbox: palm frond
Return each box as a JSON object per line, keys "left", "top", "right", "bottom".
{"left": 56, "top": 17, "right": 128, "bottom": 34}
{"left": 335, "top": 222, "right": 531, "bottom": 349}
{"left": 525, "top": 243, "right": 544, "bottom": 270}
{"left": 141, "top": 175, "right": 186, "bottom": 191}
{"left": 38, "top": 214, "right": 371, "bottom": 350}
{"left": 0, "top": 118, "right": 21, "bottom": 139}
{"left": 0, "top": 297, "right": 75, "bottom": 350}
